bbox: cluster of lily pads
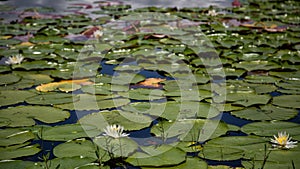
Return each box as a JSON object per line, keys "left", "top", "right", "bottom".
{"left": 0, "top": 0, "right": 300, "bottom": 168}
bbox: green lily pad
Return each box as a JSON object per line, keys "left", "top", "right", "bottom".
{"left": 231, "top": 105, "right": 298, "bottom": 121}
{"left": 29, "top": 35, "right": 69, "bottom": 43}
{"left": 0, "top": 128, "right": 35, "bottom": 146}
{"left": 272, "top": 95, "right": 300, "bottom": 108}
{"left": 119, "top": 88, "right": 165, "bottom": 101}
{"left": 55, "top": 94, "right": 129, "bottom": 110}
{"left": 26, "top": 93, "right": 79, "bottom": 105}
{"left": 270, "top": 71, "right": 300, "bottom": 80}
{"left": 110, "top": 73, "right": 145, "bottom": 85}
{"left": 12, "top": 60, "right": 55, "bottom": 70}
{"left": 245, "top": 75, "right": 281, "bottom": 84}
{"left": 94, "top": 136, "right": 138, "bottom": 157}
{"left": 40, "top": 124, "right": 99, "bottom": 141}
{"left": 0, "top": 66, "right": 11, "bottom": 73}
{"left": 53, "top": 138, "right": 110, "bottom": 162}
{"left": 0, "top": 160, "right": 36, "bottom": 169}
{"left": 219, "top": 93, "right": 271, "bottom": 107}
{"left": 0, "top": 74, "right": 21, "bottom": 85}
{"left": 242, "top": 158, "right": 299, "bottom": 169}
{"left": 0, "top": 105, "right": 70, "bottom": 127}
{"left": 151, "top": 119, "right": 228, "bottom": 142}
{"left": 126, "top": 144, "right": 186, "bottom": 167}
{"left": 199, "top": 136, "right": 269, "bottom": 161}
{"left": 233, "top": 60, "right": 280, "bottom": 72}
{"left": 14, "top": 71, "right": 54, "bottom": 85}
{"left": 35, "top": 156, "right": 97, "bottom": 169}
{"left": 241, "top": 121, "right": 300, "bottom": 141}
{"left": 81, "top": 84, "right": 112, "bottom": 95}
{"left": 0, "top": 143, "right": 40, "bottom": 160}
{"left": 79, "top": 110, "right": 152, "bottom": 131}
{"left": 0, "top": 90, "right": 36, "bottom": 107}
{"left": 276, "top": 80, "right": 300, "bottom": 94}
{"left": 0, "top": 39, "right": 21, "bottom": 46}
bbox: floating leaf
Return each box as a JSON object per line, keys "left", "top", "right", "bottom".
{"left": 0, "top": 74, "right": 21, "bottom": 85}
{"left": 35, "top": 156, "right": 97, "bottom": 169}
{"left": 241, "top": 121, "right": 300, "bottom": 141}
{"left": 14, "top": 71, "right": 54, "bottom": 85}
{"left": 36, "top": 79, "right": 92, "bottom": 92}
{"left": 40, "top": 124, "right": 99, "bottom": 141}
{"left": 272, "top": 95, "right": 300, "bottom": 108}
{"left": 53, "top": 138, "right": 110, "bottom": 162}
{"left": 126, "top": 144, "right": 186, "bottom": 167}
{"left": 79, "top": 110, "right": 152, "bottom": 131}
{"left": 26, "top": 93, "right": 79, "bottom": 105}
{"left": 94, "top": 136, "right": 138, "bottom": 157}
{"left": 12, "top": 60, "right": 55, "bottom": 70}
{"left": 0, "top": 128, "right": 35, "bottom": 146}
{"left": 118, "top": 88, "right": 165, "bottom": 100}
{"left": 136, "top": 78, "right": 166, "bottom": 88}
{"left": 218, "top": 93, "right": 271, "bottom": 107}
{"left": 233, "top": 60, "right": 280, "bottom": 72}
{"left": 199, "top": 136, "right": 269, "bottom": 161}
{"left": 55, "top": 94, "right": 129, "bottom": 110}
{"left": 231, "top": 105, "right": 298, "bottom": 121}
{"left": 110, "top": 73, "right": 145, "bottom": 85}
{"left": 0, "top": 143, "right": 40, "bottom": 160}
{"left": 0, "top": 160, "right": 36, "bottom": 169}
{"left": 0, "top": 90, "right": 36, "bottom": 107}
{"left": 151, "top": 119, "right": 228, "bottom": 142}
{"left": 245, "top": 75, "right": 281, "bottom": 84}
{"left": 0, "top": 105, "right": 70, "bottom": 127}
{"left": 242, "top": 158, "right": 300, "bottom": 169}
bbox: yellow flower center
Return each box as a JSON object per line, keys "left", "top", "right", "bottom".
{"left": 277, "top": 136, "right": 288, "bottom": 145}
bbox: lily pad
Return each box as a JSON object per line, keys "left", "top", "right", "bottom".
{"left": 218, "top": 93, "right": 271, "bottom": 107}
{"left": 0, "top": 74, "right": 21, "bottom": 85}
{"left": 0, "top": 143, "right": 40, "bottom": 160}
{"left": 12, "top": 60, "right": 56, "bottom": 70}
{"left": 233, "top": 60, "right": 280, "bottom": 72}
{"left": 0, "top": 128, "right": 35, "bottom": 146}
{"left": 241, "top": 121, "right": 300, "bottom": 141}
{"left": 0, "top": 105, "right": 70, "bottom": 127}
{"left": 26, "top": 93, "right": 79, "bottom": 105}
{"left": 119, "top": 88, "right": 165, "bottom": 101}
{"left": 199, "top": 136, "right": 269, "bottom": 161}
{"left": 126, "top": 144, "right": 186, "bottom": 167}
{"left": 242, "top": 158, "right": 300, "bottom": 169}
{"left": 151, "top": 119, "right": 228, "bottom": 142}
{"left": 231, "top": 105, "right": 298, "bottom": 121}
{"left": 110, "top": 73, "right": 145, "bottom": 85}
{"left": 40, "top": 124, "right": 99, "bottom": 141}
{"left": 79, "top": 110, "right": 152, "bottom": 131}
{"left": 0, "top": 90, "right": 36, "bottom": 107}
{"left": 35, "top": 156, "right": 97, "bottom": 169}
{"left": 53, "top": 138, "right": 110, "bottom": 162}
{"left": 94, "top": 136, "right": 138, "bottom": 157}
{"left": 81, "top": 84, "right": 113, "bottom": 95}
{"left": 272, "top": 95, "right": 300, "bottom": 108}
{"left": 55, "top": 94, "right": 129, "bottom": 110}
{"left": 0, "top": 160, "right": 36, "bottom": 169}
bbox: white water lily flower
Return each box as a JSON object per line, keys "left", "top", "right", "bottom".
{"left": 93, "top": 30, "right": 103, "bottom": 39}
{"left": 207, "top": 9, "right": 218, "bottom": 16}
{"left": 103, "top": 124, "right": 129, "bottom": 139}
{"left": 5, "top": 54, "right": 24, "bottom": 65}
{"left": 270, "top": 131, "right": 298, "bottom": 149}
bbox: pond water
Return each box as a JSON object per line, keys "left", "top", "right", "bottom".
{"left": 0, "top": 0, "right": 300, "bottom": 169}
